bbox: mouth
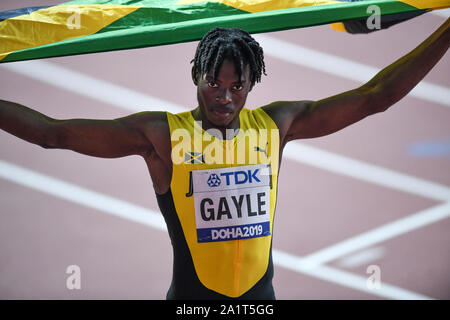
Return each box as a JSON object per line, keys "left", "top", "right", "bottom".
{"left": 211, "top": 107, "right": 232, "bottom": 120}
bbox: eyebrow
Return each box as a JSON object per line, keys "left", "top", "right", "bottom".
{"left": 204, "top": 75, "right": 247, "bottom": 84}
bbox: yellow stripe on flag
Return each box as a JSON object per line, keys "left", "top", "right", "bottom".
{"left": 400, "top": 0, "right": 450, "bottom": 10}
{"left": 176, "top": 0, "right": 341, "bottom": 13}
{"left": 0, "top": 4, "right": 140, "bottom": 61}
{"left": 330, "top": 22, "right": 347, "bottom": 32}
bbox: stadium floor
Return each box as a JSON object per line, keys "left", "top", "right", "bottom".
{"left": 0, "top": 0, "right": 449, "bottom": 299}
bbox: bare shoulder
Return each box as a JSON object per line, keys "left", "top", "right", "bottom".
{"left": 121, "top": 110, "right": 167, "bottom": 126}
{"left": 260, "top": 100, "right": 313, "bottom": 144}
{"left": 122, "top": 111, "right": 171, "bottom": 160}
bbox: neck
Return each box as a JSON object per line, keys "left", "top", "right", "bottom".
{"left": 192, "top": 107, "right": 240, "bottom": 140}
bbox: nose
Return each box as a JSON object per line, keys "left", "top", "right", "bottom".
{"left": 216, "top": 88, "right": 232, "bottom": 104}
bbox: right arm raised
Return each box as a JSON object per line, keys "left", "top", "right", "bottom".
{"left": 0, "top": 99, "right": 161, "bottom": 158}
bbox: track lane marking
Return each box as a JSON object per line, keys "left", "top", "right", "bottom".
{"left": 284, "top": 142, "right": 450, "bottom": 201}
{"left": 0, "top": 159, "right": 435, "bottom": 300}
{"left": 335, "top": 246, "right": 386, "bottom": 269}
{"left": 2, "top": 60, "right": 449, "bottom": 202}
{"left": 254, "top": 35, "right": 450, "bottom": 107}
{"left": 300, "top": 202, "right": 450, "bottom": 266}
{"left": 273, "top": 250, "right": 432, "bottom": 300}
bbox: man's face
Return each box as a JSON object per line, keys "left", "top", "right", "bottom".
{"left": 196, "top": 59, "right": 251, "bottom": 128}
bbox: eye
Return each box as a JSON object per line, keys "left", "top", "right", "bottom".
{"left": 207, "top": 81, "right": 218, "bottom": 88}
{"left": 233, "top": 84, "right": 243, "bottom": 91}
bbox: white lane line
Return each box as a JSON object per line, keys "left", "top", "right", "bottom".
{"left": 3, "top": 60, "right": 450, "bottom": 202}
{"left": 273, "top": 250, "right": 432, "bottom": 300}
{"left": 0, "top": 60, "right": 185, "bottom": 114}
{"left": 430, "top": 8, "right": 450, "bottom": 18}
{"left": 283, "top": 142, "right": 450, "bottom": 202}
{"left": 0, "top": 160, "right": 433, "bottom": 300}
{"left": 254, "top": 35, "right": 450, "bottom": 107}
{"left": 335, "top": 246, "right": 386, "bottom": 269}
{"left": 0, "top": 160, "right": 167, "bottom": 232}
{"left": 300, "top": 202, "right": 450, "bottom": 267}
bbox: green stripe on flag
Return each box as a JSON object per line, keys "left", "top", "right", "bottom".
{"left": 0, "top": 0, "right": 438, "bottom": 63}
{"left": 95, "top": 2, "right": 246, "bottom": 35}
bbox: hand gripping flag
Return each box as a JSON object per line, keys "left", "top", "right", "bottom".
{"left": 0, "top": 0, "right": 448, "bottom": 63}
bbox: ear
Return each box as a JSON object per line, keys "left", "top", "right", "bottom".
{"left": 191, "top": 66, "right": 199, "bottom": 86}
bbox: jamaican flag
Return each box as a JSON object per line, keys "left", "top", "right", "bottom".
{"left": 0, "top": 0, "right": 448, "bottom": 63}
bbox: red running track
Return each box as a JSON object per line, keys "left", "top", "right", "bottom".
{"left": 0, "top": 0, "right": 449, "bottom": 299}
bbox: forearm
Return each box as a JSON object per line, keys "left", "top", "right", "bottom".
{"left": 0, "top": 99, "right": 57, "bottom": 148}
{"left": 366, "top": 19, "right": 449, "bottom": 109}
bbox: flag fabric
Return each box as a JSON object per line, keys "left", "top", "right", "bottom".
{"left": 0, "top": 0, "right": 448, "bottom": 63}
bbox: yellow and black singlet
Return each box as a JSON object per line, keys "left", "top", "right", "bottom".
{"left": 156, "top": 108, "right": 280, "bottom": 299}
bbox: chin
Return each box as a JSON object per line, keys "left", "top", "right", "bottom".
{"left": 208, "top": 112, "right": 235, "bottom": 128}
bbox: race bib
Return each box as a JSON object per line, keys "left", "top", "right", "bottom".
{"left": 192, "top": 164, "right": 271, "bottom": 243}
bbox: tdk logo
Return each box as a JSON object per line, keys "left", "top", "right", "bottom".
{"left": 220, "top": 169, "right": 261, "bottom": 186}
{"left": 207, "top": 174, "right": 221, "bottom": 187}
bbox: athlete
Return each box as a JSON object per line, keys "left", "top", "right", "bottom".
{"left": 1, "top": 19, "right": 449, "bottom": 299}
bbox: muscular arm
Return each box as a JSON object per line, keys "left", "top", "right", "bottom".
{"left": 264, "top": 18, "right": 450, "bottom": 145}
{"left": 0, "top": 99, "right": 164, "bottom": 158}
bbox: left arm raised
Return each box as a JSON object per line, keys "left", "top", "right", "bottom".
{"left": 264, "top": 18, "right": 450, "bottom": 144}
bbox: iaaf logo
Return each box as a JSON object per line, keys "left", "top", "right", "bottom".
{"left": 207, "top": 169, "right": 260, "bottom": 187}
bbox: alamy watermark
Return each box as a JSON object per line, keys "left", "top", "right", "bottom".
{"left": 366, "top": 5, "right": 381, "bottom": 31}
{"left": 171, "top": 121, "right": 279, "bottom": 166}
{"left": 366, "top": 264, "right": 381, "bottom": 290}
{"left": 66, "top": 6, "right": 81, "bottom": 30}
{"left": 66, "top": 264, "right": 81, "bottom": 290}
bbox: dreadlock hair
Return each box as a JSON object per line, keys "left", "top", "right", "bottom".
{"left": 191, "top": 27, "right": 266, "bottom": 90}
